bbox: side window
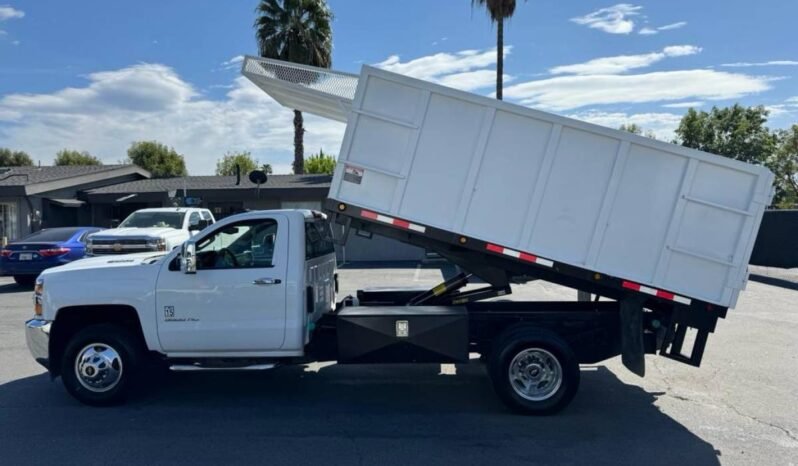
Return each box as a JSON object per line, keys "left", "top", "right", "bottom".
{"left": 305, "top": 221, "right": 335, "bottom": 259}
{"left": 188, "top": 212, "right": 201, "bottom": 229}
{"left": 201, "top": 210, "right": 214, "bottom": 224}
{"left": 195, "top": 219, "right": 278, "bottom": 270}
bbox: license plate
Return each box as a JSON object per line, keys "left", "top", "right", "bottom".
{"left": 18, "top": 253, "right": 33, "bottom": 261}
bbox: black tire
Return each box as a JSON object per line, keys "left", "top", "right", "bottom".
{"left": 61, "top": 324, "right": 142, "bottom": 406}
{"left": 487, "top": 326, "right": 580, "bottom": 415}
{"left": 13, "top": 275, "right": 36, "bottom": 287}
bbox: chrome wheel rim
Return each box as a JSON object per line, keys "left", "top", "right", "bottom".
{"left": 74, "top": 343, "right": 123, "bottom": 393}
{"left": 508, "top": 348, "right": 562, "bottom": 402}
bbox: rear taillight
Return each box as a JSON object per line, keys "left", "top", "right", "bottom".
{"left": 0, "top": 249, "right": 10, "bottom": 258}
{"left": 38, "top": 247, "right": 70, "bottom": 257}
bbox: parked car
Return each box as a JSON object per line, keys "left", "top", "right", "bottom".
{"left": 1, "top": 227, "right": 103, "bottom": 286}
{"left": 86, "top": 208, "right": 215, "bottom": 256}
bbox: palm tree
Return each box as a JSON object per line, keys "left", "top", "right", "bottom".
{"left": 472, "top": 0, "right": 524, "bottom": 100}
{"left": 255, "top": 0, "right": 333, "bottom": 174}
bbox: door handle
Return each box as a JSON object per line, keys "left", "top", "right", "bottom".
{"left": 253, "top": 278, "right": 282, "bottom": 285}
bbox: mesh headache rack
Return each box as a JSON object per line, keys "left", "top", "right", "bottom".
{"left": 241, "top": 56, "right": 359, "bottom": 122}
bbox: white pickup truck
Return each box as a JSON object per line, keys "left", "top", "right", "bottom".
{"left": 86, "top": 207, "right": 215, "bottom": 255}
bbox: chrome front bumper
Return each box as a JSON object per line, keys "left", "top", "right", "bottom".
{"left": 25, "top": 319, "right": 51, "bottom": 369}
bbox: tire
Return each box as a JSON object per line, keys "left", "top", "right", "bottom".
{"left": 13, "top": 275, "right": 36, "bottom": 287}
{"left": 487, "top": 326, "right": 580, "bottom": 415}
{"left": 61, "top": 324, "right": 142, "bottom": 406}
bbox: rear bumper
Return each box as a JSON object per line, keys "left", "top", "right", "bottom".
{"left": 25, "top": 319, "right": 51, "bottom": 369}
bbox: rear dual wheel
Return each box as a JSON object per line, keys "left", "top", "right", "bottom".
{"left": 487, "top": 327, "right": 580, "bottom": 415}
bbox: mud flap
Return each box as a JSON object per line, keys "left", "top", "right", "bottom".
{"left": 620, "top": 297, "right": 646, "bottom": 377}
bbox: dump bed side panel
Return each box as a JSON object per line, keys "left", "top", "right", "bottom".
{"left": 329, "top": 66, "right": 774, "bottom": 308}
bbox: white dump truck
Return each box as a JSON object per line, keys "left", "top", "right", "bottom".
{"left": 24, "top": 57, "right": 773, "bottom": 415}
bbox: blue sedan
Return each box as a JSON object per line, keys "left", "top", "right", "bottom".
{"left": 0, "top": 227, "right": 103, "bottom": 286}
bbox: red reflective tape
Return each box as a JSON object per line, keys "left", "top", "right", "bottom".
{"left": 393, "top": 219, "right": 410, "bottom": 229}
{"left": 656, "top": 290, "right": 674, "bottom": 300}
{"left": 486, "top": 243, "right": 503, "bottom": 253}
{"left": 361, "top": 210, "right": 378, "bottom": 220}
{"left": 622, "top": 281, "right": 640, "bottom": 291}
{"left": 518, "top": 252, "right": 538, "bottom": 263}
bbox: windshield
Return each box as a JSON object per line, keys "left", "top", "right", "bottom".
{"left": 20, "top": 227, "right": 80, "bottom": 243}
{"left": 119, "top": 211, "right": 185, "bottom": 229}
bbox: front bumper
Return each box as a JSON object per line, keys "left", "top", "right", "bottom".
{"left": 25, "top": 319, "right": 51, "bottom": 369}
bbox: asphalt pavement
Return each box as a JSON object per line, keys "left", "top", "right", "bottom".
{"left": 0, "top": 265, "right": 796, "bottom": 465}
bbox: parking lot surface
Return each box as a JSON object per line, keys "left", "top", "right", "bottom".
{"left": 1, "top": 265, "right": 796, "bottom": 465}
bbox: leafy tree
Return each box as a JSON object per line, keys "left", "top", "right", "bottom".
{"left": 216, "top": 151, "right": 259, "bottom": 176}
{"left": 255, "top": 0, "right": 333, "bottom": 174}
{"left": 0, "top": 148, "right": 33, "bottom": 167}
{"left": 472, "top": 0, "right": 525, "bottom": 100}
{"left": 54, "top": 149, "right": 102, "bottom": 166}
{"left": 304, "top": 148, "right": 336, "bottom": 175}
{"left": 619, "top": 123, "right": 657, "bottom": 139}
{"left": 767, "top": 125, "right": 798, "bottom": 208}
{"left": 126, "top": 141, "right": 187, "bottom": 178}
{"left": 262, "top": 163, "right": 273, "bottom": 174}
{"left": 674, "top": 105, "right": 778, "bottom": 164}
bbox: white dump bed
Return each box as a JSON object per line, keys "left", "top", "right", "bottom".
{"left": 243, "top": 57, "right": 774, "bottom": 308}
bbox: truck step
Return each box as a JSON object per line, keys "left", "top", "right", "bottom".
{"left": 169, "top": 363, "right": 277, "bottom": 372}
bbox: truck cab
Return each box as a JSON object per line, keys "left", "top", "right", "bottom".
{"left": 26, "top": 210, "right": 336, "bottom": 403}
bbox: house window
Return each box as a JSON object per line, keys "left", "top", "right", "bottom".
{"left": 0, "top": 202, "right": 18, "bottom": 243}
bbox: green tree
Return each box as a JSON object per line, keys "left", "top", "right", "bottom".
{"left": 619, "top": 123, "right": 657, "bottom": 139}
{"left": 255, "top": 0, "right": 333, "bottom": 174}
{"left": 0, "top": 148, "right": 33, "bottom": 167}
{"left": 216, "top": 151, "right": 259, "bottom": 176}
{"left": 674, "top": 105, "right": 778, "bottom": 164}
{"left": 126, "top": 141, "right": 187, "bottom": 178}
{"left": 472, "top": 0, "right": 525, "bottom": 100}
{"left": 262, "top": 163, "right": 273, "bottom": 174}
{"left": 304, "top": 148, "right": 336, "bottom": 174}
{"left": 767, "top": 125, "right": 798, "bottom": 208}
{"left": 54, "top": 149, "right": 102, "bottom": 166}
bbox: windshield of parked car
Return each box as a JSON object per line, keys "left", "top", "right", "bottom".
{"left": 19, "top": 227, "right": 81, "bottom": 242}
{"left": 119, "top": 212, "right": 185, "bottom": 229}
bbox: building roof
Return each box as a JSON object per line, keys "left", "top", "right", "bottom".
{"left": 0, "top": 164, "right": 151, "bottom": 196}
{"left": 0, "top": 165, "right": 147, "bottom": 186}
{"left": 85, "top": 174, "right": 331, "bottom": 194}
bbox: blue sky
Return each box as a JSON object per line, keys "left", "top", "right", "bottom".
{"left": 1, "top": 0, "right": 796, "bottom": 173}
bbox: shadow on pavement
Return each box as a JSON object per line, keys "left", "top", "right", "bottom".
{"left": 0, "top": 363, "right": 720, "bottom": 466}
{"left": 749, "top": 273, "right": 798, "bottom": 292}
{"left": 0, "top": 281, "right": 30, "bottom": 294}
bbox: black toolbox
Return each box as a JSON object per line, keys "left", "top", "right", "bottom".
{"left": 336, "top": 306, "right": 468, "bottom": 364}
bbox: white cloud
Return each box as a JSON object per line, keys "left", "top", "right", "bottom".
{"left": 662, "top": 101, "right": 704, "bottom": 108}
{"left": 721, "top": 60, "right": 798, "bottom": 67}
{"left": 658, "top": 21, "right": 687, "bottom": 31}
{"left": 503, "top": 69, "right": 772, "bottom": 111}
{"left": 375, "top": 47, "right": 509, "bottom": 91}
{"left": 219, "top": 55, "right": 244, "bottom": 71}
{"left": 549, "top": 45, "right": 701, "bottom": 75}
{"left": 571, "top": 4, "right": 642, "bottom": 34}
{"left": 0, "top": 5, "right": 24, "bottom": 21}
{"left": 787, "top": 96, "right": 798, "bottom": 104}
{"left": 0, "top": 64, "right": 345, "bottom": 174}
{"left": 638, "top": 27, "right": 657, "bottom": 35}
{"left": 568, "top": 110, "right": 682, "bottom": 140}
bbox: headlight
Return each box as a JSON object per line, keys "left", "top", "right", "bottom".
{"left": 33, "top": 278, "right": 43, "bottom": 317}
{"left": 147, "top": 239, "right": 167, "bottom": 251}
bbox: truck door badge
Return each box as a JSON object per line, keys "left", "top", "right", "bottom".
{"left": 395, "top": 320, "right": 409, "bottom": 338}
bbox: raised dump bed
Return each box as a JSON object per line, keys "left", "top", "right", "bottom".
{"left": 243, "top": 56, "right": 774, "bottom": 310}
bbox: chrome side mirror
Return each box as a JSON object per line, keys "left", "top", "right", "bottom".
{"left": 182, "top": 241, "right": 197, "bottom": 274}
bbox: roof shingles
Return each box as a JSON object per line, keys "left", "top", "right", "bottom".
{"left": 85, "top": 174, "right": 332, "bottom": 194}
{"left": 0, "top": 165, "right": 136, "bottom": 187}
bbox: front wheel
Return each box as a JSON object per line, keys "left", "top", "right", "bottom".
{"left": 13, "top": 275, "right": 36, "bottom": 287}
{"left": 488, "top": 328, "right": 580, "bottom": 415}
{"left": 61, "top": 324, "right": 141, "bottom": 406}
